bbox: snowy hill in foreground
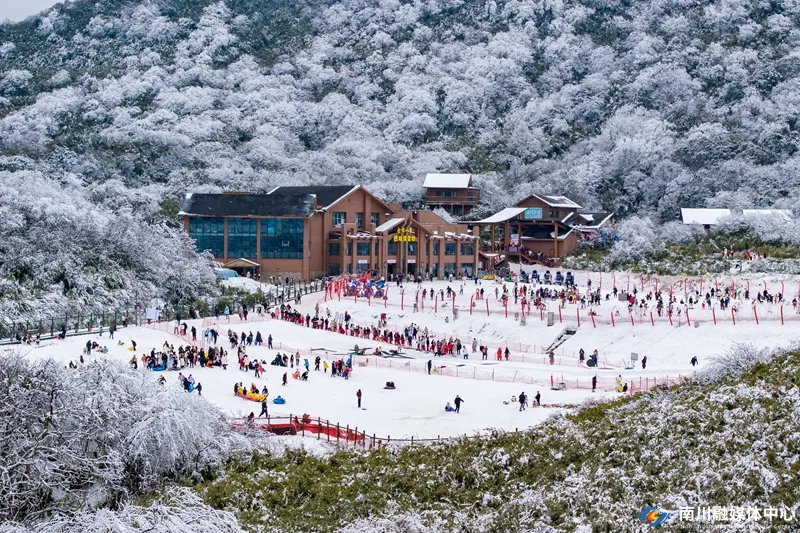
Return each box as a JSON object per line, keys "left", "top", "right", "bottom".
{"left": 194, "top": 344, "right": 800, "bottom": 532}
{"left": 2, "top": 344, "right": 799, "bottom": 532}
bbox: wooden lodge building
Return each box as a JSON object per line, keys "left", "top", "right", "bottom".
{"left": 473, "top": 194, "right": 614, "bottom": 268}
{"left": 423, "top": 173, "right": 480, "bottom": 216}
{"left": 180, "top": 185, "right": 479, "bottom": 280}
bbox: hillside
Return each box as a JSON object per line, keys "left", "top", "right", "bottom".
{"left": 3, "top": 0, "right": 800, "bottom": 216}
{"left": 195, "top": 344, "right": 800, "bottom": 532}
{"left": 4, "top": 0, "right": 800, "bottom": 316}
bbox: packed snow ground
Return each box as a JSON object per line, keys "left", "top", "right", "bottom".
{"left": 16, "top": 270, "right": 800, "bottom": 440}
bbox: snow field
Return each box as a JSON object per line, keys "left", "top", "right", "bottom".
{"left": 18, "top": 270, "right": 800, "bottom": 440}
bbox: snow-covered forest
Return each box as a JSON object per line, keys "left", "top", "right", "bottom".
{"left": 0, "top": 355, "right": 249, "bottom": 531}
{"left": 3, "top": 0, "right": 800, "bottom": 312}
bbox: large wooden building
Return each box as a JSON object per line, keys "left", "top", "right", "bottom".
{"left": 181, "top": 185, "right": 479, "bottom": 280}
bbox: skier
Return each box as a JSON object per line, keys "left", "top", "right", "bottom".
{"left": 356, "top": 389, "right": 362, "bottom": 408}
{"left": 454, "top": 394, "right": 464, "bottom": 413}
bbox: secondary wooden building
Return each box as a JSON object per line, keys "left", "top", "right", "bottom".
{"left": 423, "top": 173, "right": 480, "bottom": 216}
{"left": 474, "top": 194, "right": 614, "bottom": 267}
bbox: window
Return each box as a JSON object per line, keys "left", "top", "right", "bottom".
{"left": 227, "top": 218, "right": 258, "bottom": 258}
{"left": 376, "top": 242, "right": 380, "bottom": 255}
{"left": 356, "top": 212, "right": 364, "bottom": 228}
{"left": 467, "top": 191, "right": 474, "bottom": 199}
{"left": 371, "top": 213, "right": 379, "bottom": 226}
{"left": 408, "top": 242, "right": 416, "bottom": 256}
{"left": 328, "top": 243, "right": 340, "bottom": 256}
{"left": 460, "top": 243, "right": 475, "bottom": 256}
{"left": 333, "top": 212, "right": 346, "bottom": 227}
{"left": 444, "top": 263, "right": 457, "bottom": 275}
{"left": 260, "top": 218, "right": 303, "bottom": 259}
{"left": 453, "top": 205, "right": 463, "bottom": 216}
{"left": 431, "top": 264, "right": 438, "bottom": 277}
{"left": 445, "top": 242, "right": 456, "bottom": 256}
{"left": 549, "top": 209, "right": 559, "bottom": 218}
{"left": 460, "top": 264, "right": 474, "bottom": 276}
{"left": 188, "top": 217, "right": 224, "bottom": 257}
{"left": 327, "top": 264, "right": 341, "bottom": 276}
{"left": 433, "top": 242, "right": 440, "bottom": 255}
{"left": 438, "top": 190, "right": 457, "bottom": 198}
{"left": 387, "top": 241, "right": 397, "bottom": 256}
{"left": 346, "top": 243, "right": 352, "bottom": 256}
{"left": 356, "top": 242, "right": 370, "bottom": 256}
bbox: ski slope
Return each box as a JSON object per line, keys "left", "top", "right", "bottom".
{"left": 13, "top": 271, "right": 800, "bottom": 440}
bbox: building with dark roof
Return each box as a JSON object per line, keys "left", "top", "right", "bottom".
{"left": 181, "top": 186, "right": 479, "bottom": 280}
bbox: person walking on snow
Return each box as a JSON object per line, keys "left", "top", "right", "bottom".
{"left": 191, "top": 326, "right": 197, "bottom": 341}
{"left": 454, "top": 395, "right": 464, "bottom": 413}
{"left": 258, "top": 399, "right": 269, "bottom": 418}
{"left": 268, "top": 334, "right": 273, "bottom": 349}
{"left": 691, "top": 355, "right": 698, "bottom": 367}
{"left": 427, "top": 359, "right": 432, "bottom": 374}
{"left": 519, "top": 392, "right": 527, "bottom": 411}
{"left": 356, "top": 389, "right": 362, "bottom": 408}
{"left": 592, "top": 375, "right": 597, "bottom": 392}
{"left": 641, "top": 355, "right": 647, "bottom": 369}
{"left": 534, "top": 391, "right": 541, "bottom": 406}
{"left": 282, "top": 372, "right": 287, "bottom": 386}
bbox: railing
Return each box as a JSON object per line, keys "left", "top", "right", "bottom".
{"left": 230, "top": 413, "right": 577, "bottom": 449}
{"left": 0, "top": 279, "right": 326, "bottom": 344}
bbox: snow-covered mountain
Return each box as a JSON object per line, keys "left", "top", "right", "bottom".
{"left": 3, "top": 0, "right": 800, "bottom": 316}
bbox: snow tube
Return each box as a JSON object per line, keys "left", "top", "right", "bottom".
{"left": 151, "top": 363, "right": 167, "bottom": 371}
{"left": 186, "top": 383, "right": 196, "bottom": 393}
{"left": 237, "top": 391, "right": 267, "bottom": 402}
{"left": 586, "top": 359, "right": 597, "bottom": 368}
{"left": 272, "top": 396, "right": 286, "bottom": 405}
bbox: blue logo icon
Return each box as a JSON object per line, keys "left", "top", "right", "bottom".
{"left": 638, "top": 507, "right": 671, "bottom": 527}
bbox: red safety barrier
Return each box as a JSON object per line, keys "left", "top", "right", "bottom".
{"left": 732, "top": 308, "right": 736, "bottom": 325}
{"left": 753, "top": 306, "right": 759, "bottom": 325}
{"left": 712, "top": 307, "right": 716, "bottom": 324}
{"left": 611, "top": 312, "right": 615, "bottom": 327}
{"left": 650, "top": 312, "right": 654, "bottom": 326}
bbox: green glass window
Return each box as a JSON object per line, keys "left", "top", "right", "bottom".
{"left": 460, "top": 243, "right": 475, "bottom": 255}
{"left": 260, "top": 218, "right": 304, "bottom": 259}
{"left": 433, "top": 242, "right": 440, "bottom": 255}
{"left": 387, "top": 241, "right": 397, "bottom": 256}
{"left": 445, "top": 242, "right": 456, "bottom": 255}
{"left": 356, "top": 242, "right": 370, "bottom": 256}
{"left": 227, "top": 218, "right": 257, "bottom": 258}
{"left": 328, "top": 243, "right": 340, "bottom": 256}
{"left": 408, "top": 242, "right": 416, "bottom": 256}
{"left": 188, "top": 217, "right": 224, "bottom": 257}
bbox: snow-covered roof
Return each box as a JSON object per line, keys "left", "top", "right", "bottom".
{"left": 375, "top": 218, "right": 405, "bottom": 232}
{"left": 423, "top": 173, "right": 472, "bottom": 189}
{"left": 528, "top": 194, "right": 582, "bottom": 209}
{"left": 473, "top": 207, "right": 527, "bottom": 224}
{"left": 742, "top": 209, "right": 792, "bottom": 221}
{"left": 681, "top": 208, "right": 732, "bottom": 225}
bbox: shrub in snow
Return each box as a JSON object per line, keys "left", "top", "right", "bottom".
{"left": 0, "top": 354, "right": 249, "bottom": 524}
{"left": 608, "top": 216, "right": 663, "bottom": 264}
{"left": 0, "top": 488, "right": 243, "bottom": 533}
